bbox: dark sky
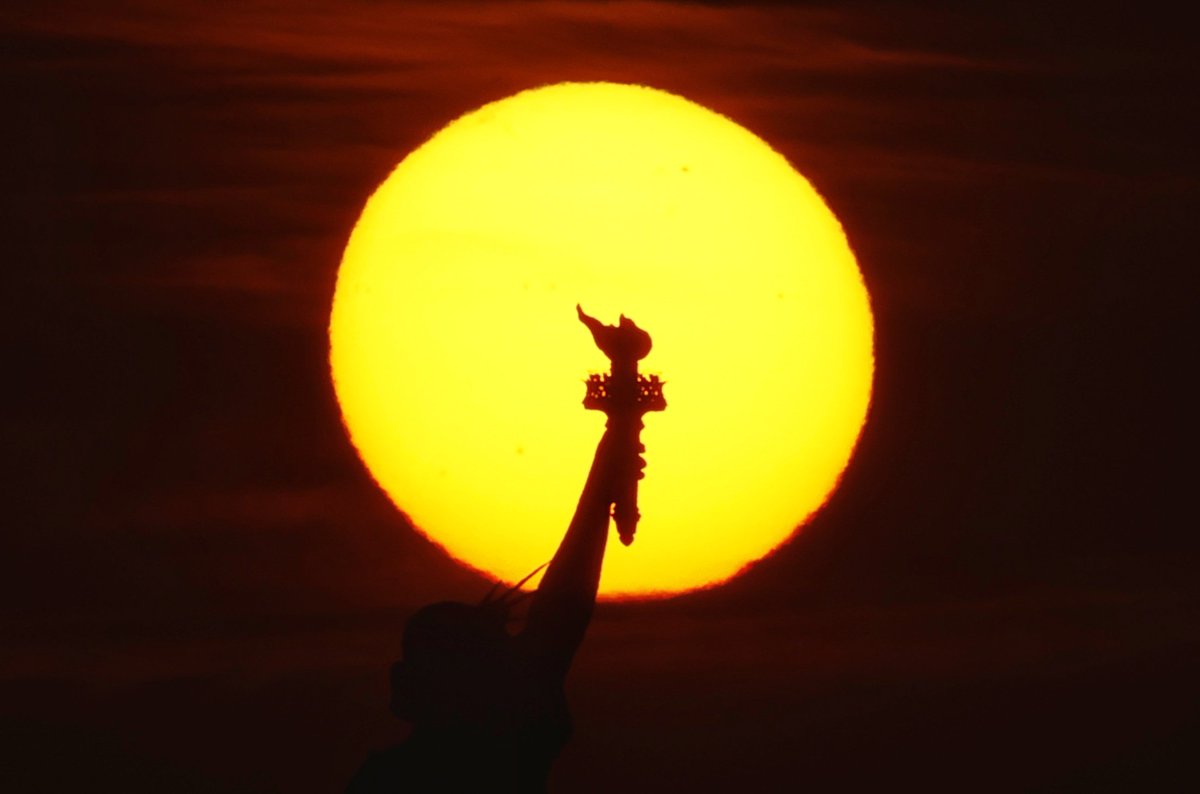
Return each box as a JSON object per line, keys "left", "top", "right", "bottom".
{"left": 3, "top": 2, "right": 1197, "bottom": 791}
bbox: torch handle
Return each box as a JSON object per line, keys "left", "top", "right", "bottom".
{"left": 609, "top": 416, "right": 646, "bottom": 546}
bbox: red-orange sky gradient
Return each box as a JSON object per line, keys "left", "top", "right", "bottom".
{"left": 3, "top": 2, "right": 1197, "bottom": 791}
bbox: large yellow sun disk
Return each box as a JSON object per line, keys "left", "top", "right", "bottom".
{"left": 330, "top": 82, "right": 873, "bottom": 597}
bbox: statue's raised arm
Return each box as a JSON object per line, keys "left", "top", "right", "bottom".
{"left": 525, "top": 307, "right": 666, "bottom": 673}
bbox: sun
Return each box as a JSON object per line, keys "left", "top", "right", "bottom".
{"left": 330, "top": 82, "right": 873, "bottom": 597}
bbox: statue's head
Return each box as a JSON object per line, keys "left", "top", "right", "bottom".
{"left": 389, "top": 568, "right": 544, "bottom": 727}
{"left": 390, "top": 600, "right": 510, "bottom": 725}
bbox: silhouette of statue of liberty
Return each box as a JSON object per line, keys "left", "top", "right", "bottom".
{"left": 348, "top": 306, "right": 664, "bottom": 792}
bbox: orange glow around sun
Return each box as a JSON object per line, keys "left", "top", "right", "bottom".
{"left": 330, "top": 82, "right": 873, "bottom": 597}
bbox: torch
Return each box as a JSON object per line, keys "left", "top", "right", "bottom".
{"left": 578, "top": 306, "right": 666, "bottom": 545}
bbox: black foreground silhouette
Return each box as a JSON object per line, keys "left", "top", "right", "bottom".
{"left": 348, "top": 307, "right": 664, "bottom": 792}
